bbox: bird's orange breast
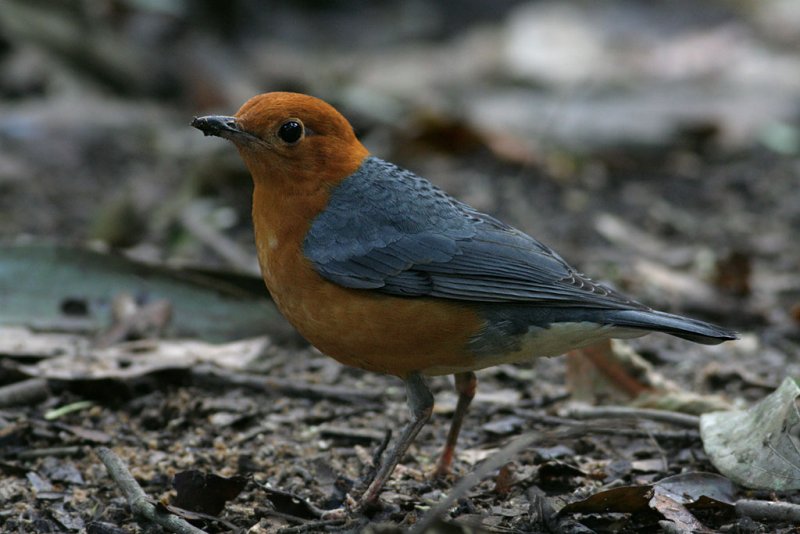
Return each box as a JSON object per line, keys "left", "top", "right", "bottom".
{"left": 252, "top": 184, "right": 483, "bottom": 378}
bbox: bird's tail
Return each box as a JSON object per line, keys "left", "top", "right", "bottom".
{"left": 606, "top": 309, "right": 738, "bottom": 345}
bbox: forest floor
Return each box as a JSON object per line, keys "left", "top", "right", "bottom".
{"left": 1, "top": 1, "right": 799, "bottom": 532}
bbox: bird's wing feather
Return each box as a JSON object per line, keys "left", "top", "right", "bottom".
{"left": 304, "top": 157, "right": 642, "bottom": 309}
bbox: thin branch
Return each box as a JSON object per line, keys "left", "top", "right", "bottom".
{"left": 411, "top": 429, "right": 581, "bottom": 534}
{"left": 563, "top": 406, "right": 700, "bottom": 428}
{"left": 180, "top": 206, "right": 259, "bottom": 274}
{"left": 736, "top": 499, "right": 800, "bottom": 524}
{"left": 277, "top": 518, "right": 354, "bottom": 533}
{"left": 359, "top": 428, "right": 392, "bottom": 490}
{"left": 191, "top": 364, "right": 384, "bottom": 404}
{"left": 15, "top": 446, "right": 83, "bottom": 459}
{"left": 95, "top": 447, "right": 207, "bottom": 534}
{"left": 0, "top": 378, "right": 50, "bottom": 408}
{"left": 514, "top": 409, "right": 700, "bottom": 442}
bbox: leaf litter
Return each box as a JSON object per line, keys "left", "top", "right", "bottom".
{"left": 1, "top": 1, "right": 800, "bottom": 532}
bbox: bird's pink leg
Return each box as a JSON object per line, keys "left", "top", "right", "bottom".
{"left": 433, "top": 371, "right": 477, "bottom": 478}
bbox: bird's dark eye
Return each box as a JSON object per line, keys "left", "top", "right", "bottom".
{"left": 278, "top": 120, "right": 303, "bottom": 144}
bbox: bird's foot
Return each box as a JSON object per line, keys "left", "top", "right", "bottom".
{"left": 431, "top": 460, "right": 452, "bottom": 481}
{"left": 431, "top": 445, "right": 455, "bottom": 481}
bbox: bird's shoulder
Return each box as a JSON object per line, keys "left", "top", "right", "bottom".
{"left": 305, "top": 157, "right": 481, "bottom": 259}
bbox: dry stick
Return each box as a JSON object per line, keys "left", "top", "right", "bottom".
{"left": 357, "top": 429, "right": 393, "bottom": 494}
{"left": 277, "top": 518, "right": 353, "bottom": 534}
{"left": 644, "top": 428, "right": 670, "bottom": 474}
{"left": 411, "top": 429, "right": 578, "bottom": 534}
{"left": 574, "top": 342, "right": 650, "bottom": 397}
{"left": 191, "top": 364, "right": 384, "bottom": 404}
{"left": 0, "top": 378, "right": 50, "bottom": 408}
{"left": 95, "top": 447, "right": 207, "bottom": 534}
{"left": 564, "top": 406, "right": 700, "bottom": 428}
{"left": 179, "top": 208, "right": 259, "bottom": 274}
{"left": 16, "top": 446, "right": 83, "bottom": 459}
{"left": 736, "top": 499, "right": 800, "bottom": 524}
{"left": 590, "top": 426, "right": 698, "bottom": 442}
{"left": 514, "top": 409, "right": 700, "bottom": 442}
{"left": 369, "top": 429, "right": 392, "bottom": 470}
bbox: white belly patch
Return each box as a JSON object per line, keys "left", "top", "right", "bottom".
{"left": 424, "top": 321, "right": 646, "bottom": 376}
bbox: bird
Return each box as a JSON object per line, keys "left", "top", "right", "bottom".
{"left": 191, "top": 92, "right": 737, "bottom": 507}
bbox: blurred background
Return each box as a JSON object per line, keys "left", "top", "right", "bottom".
{"left": 0, "top": 0, "right": 798, "bottom": 333}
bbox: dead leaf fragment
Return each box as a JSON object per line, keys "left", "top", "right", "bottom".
{"left": 713, "top": 250, "right": 752, "bottom": 297}
{"left": 171, "top": 470, "right": 247, "bottom": 516}
{"left": 649, "top": 473, "right": 735, "bottom": 533}
{"left": 40, "top": 457, "right": 85, "bottom": 485}
{"left": 481, "top": 415, "right": 526, "bottom": 435}
{"left": 262, "top": 487, "right": 322, "bottom": 520}
{"left": 650, "top": 489, "right": 711, "bottom": 533}
{"left": 49, "top": 501, "right": 86, "bottom": 531}
{"left": 52, "top": 423, "right": 112, "bottom": 444}
{"left": 654, "top": 472, "right": 735, "bottom": 508}
{"left": 493, "top": 464, "right": 514, "bottom": 496}
{"left": 537, "top": 461, "right": 585, "bottom": 490}
{"left": 700, "top": 377, "right": 800, "bottom": 490}
{"left": 560, "top": 485, "right": 654, "bottom": 515}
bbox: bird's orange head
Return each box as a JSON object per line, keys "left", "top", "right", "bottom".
{"left": 192, "top": 92, "right": 369, "bottom": 192}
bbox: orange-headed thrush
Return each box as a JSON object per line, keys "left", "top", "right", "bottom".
{"left": 192, "top": 92, "right": 737, "bottom": 506}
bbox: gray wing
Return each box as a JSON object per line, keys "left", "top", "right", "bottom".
{"left": 303, "top": 157, "right": 643, "bottom": 309}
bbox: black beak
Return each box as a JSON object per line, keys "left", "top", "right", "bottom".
{"left": 191, "top": 115, "right": 242, "bottom": 139}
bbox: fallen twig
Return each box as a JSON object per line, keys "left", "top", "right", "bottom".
{"left": 569, "top": 341, "right": 651, "bottom": 398}
{"left": 162, "top": 503, "right": 240, "bottom": 532}
{"left": 736, "top": 499, "right": 800, "bottom": 524}
{"left": 411, "top": 428, "right": 575, "bottom": 534}
{"left": 595, "top": 426, "right": 699, "bottom": 442}
{"left": 514, "top": 409, "right": 700, "bottom": 442}
{"left": 180, "top": 205, "right": 260, "bottom": 274}
{"left": 369, "top": 428, "right": 392, "bottom": 470}
{"left": 95, "top": 447, "right": 207, "bottom": 534}
{"left": 563, "top": 406, "right": 700, "bottom": 428}
{"left": 15, "top": 446, "right": 84, "bottom": 459}
{"left": 0, "top": 378, "right": 50, "bottom": 408}
{"left": 277, "top": 518, "right": 352, "bottom": 533}
{"left": 191, "top": 364, "right": 384, "bottom": 404}
{"left": 356, "top": 428, "right": 392, "bottom": 493}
